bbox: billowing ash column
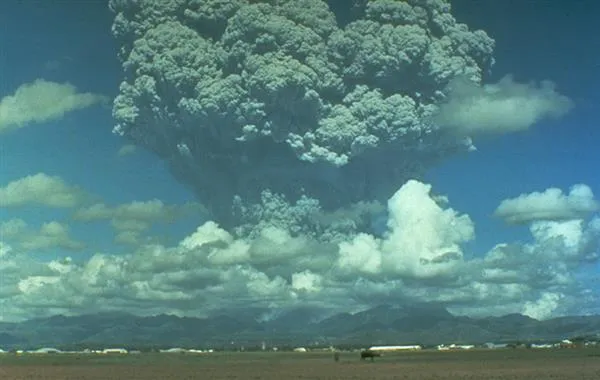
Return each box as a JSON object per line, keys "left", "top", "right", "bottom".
{"left": 109, "top": 0, "right": 494, "bottom": 229}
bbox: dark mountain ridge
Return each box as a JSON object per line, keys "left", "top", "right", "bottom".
{"left": 2, "top": 304, "right": 599, "bottom": 350}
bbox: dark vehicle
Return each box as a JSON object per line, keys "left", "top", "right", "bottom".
{"left": 360, "top": 350, "right": 382, "bottom": 361}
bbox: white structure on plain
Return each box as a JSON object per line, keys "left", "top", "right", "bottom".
{"left": 102, "top": 348, "right": 128, "bottom": 354}
{"left": 160, "top": 348, "right": 187, "bottom": 353}
{"left": 369, "top": 345, "right": 422, "bottom": 352}
{"left": 437, "top": 344, "right": 474, "bottom": 350}
{"left": 28, "top": 347, "right": 62, "bottom": 354}
{"left": 531, "top": 344, "right": 554, "bottom": 349}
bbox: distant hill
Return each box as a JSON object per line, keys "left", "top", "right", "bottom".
{"left": 1, "top": 304, "right": 599, "bottom": 350}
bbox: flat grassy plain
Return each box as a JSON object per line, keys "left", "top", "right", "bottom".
{"left": 1, "top": 348, "right": 599, "bottom": 379}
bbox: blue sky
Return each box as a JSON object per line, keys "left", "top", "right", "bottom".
{"left": 429, "top": 0, "right": 600, "bottom": 246}
{"left": 0, "top": 0, "right": 598, "bottom": 322}
{"left": 0, "top": 1, "right": 200, "bottom": 256}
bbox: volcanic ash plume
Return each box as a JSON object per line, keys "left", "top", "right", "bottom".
{"left": 109, "top": 0, "right": 494, "bottom": 232}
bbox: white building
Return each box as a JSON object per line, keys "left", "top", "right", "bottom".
{"left": 369, "top": 345, "right": 422, "bottom": 351}
{"left": 160, "top": 348, "right": 187, "bottom": 353}
{"left": 531, "top": 343, "right": 553, "bottom": 349}
{"left": 102, "top": 348, "right": 128, "bottom": 354}
{"left": 483, "top": 343, "right": 508, "bottom": 349}
{"left": 28, "top": 347, "right": 62, "bottom": 354}
{"left": 437, "top": 344, "right": 474, "bottom": 350}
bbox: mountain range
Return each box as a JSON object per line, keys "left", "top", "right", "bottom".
{"left": 2, "top": 304, "right": 599, "bottom": 350}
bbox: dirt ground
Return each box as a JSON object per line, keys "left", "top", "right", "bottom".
{"left": 1, "top": 348, "right": 599, "bottom": 379}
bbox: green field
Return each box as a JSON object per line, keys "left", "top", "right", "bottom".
{"left": 1, "top": 348, "right": 599, "bottom": 379}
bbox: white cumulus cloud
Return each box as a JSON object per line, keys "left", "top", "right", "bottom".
{"left": 522, "top": 292, "right": 564, "bottom": 320}
{"left": 495, "top": 184, "right": 598, "bottom": 224}
{"left": 1, "top": 180, "right": 598, "bottom": 322}
{"left": 337, "top": 180, "right": 474, "bottom": 279}
{"left": 0, "top": 173, "right": 88, "bottom": 208}
{"left": 73, "top": 199, "right": 204, "bottom": 245}
{"left": 0, "top": 219, "right": 84, "bottom": 251}
{"left": 435, "top": 75, "right": 573, "bottom": 135}
{"left": 0, "top": 79, "right": 108, "bottom": 133}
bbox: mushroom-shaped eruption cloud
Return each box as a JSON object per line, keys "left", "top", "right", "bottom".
{"left": 109, "top": 0, "right": 494, "bottom": 231}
